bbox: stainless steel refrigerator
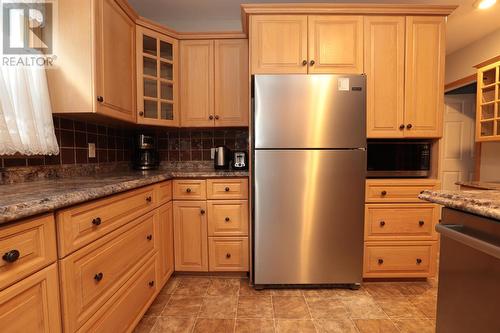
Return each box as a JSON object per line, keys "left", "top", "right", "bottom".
{"left": 253, "top": 74, "right": 366, "bottom": 287}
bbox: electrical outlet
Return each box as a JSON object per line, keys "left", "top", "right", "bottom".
{"left": 88, "top": 143, "right": 96, "bottom": 158}
{"left": 210, "top": 148, "right": 215, "bottom": 159}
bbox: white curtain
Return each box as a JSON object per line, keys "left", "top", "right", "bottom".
{"left": 0, "top": 65, "right": 59, "bottom": 155}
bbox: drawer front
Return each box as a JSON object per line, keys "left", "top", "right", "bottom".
{"left": 56, "top": 185, "right": 156, "bottom": 257}
{"left": 156, "top": 180, "right": 173, "bottom": 205}
{"left": 0, "top": 214, "right": 57, "bottom": 290}
{"left": 0, "top": 263, "right": 61, "bottom": 333}
{"left": 173, "top": 180, "right": 207, "bottom": 200}
{"left": 208, "top": 237, "right": 249, "bottom": 272}
{"left": 60, "top": 212, "right": 157, "bottom": 332}
{"left": 365, "top": 180, "right": 440, "bottom": 203}
{"left": 365, "top": 204, "right": 438, "bottom": 240}
{"left": 79, "top": 256, "right": 157, "bottom": 333}
{"left": 207, "top": 200, "right": 249, "bottom": 236}
{"left": 207, "top": 178, "right": 248, "bottom": 200}
{"left": 363, "top": 242, "right": 437, "bottom": 278}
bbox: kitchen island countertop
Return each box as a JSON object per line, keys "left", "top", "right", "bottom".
{"left": 0, "top": 169, "right": 248, "bottom": 225}
{"left": 455, "top": 181, "right": 500, "bottom": 191}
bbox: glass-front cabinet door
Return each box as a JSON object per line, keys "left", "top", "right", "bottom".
{"left": 137, "top": 26, "right": 179, "bottom": 126}
{"left": 476, "top": 60, "right": 500, "bottom": 141}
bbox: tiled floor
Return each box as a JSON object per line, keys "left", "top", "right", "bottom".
{"left": 134, "top": 276, "right": 438, "bottom": 333}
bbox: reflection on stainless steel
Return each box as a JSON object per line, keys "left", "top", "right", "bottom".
{"left": 253, "top": 74, "right": 366, "bottom": 286}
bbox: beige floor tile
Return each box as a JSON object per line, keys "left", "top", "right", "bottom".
{"left": 393, "top": 318, "right": 436, "bottom": 333}
{"left": 330, "top": 287, "right": 368, "bottom": 300}
{"left": 394, "top": 282, "right": 434, "bottom": 296}
{"left": 301, "top": 289, "right": 337, "bottom": 298}
{"left": 239, "top": 279, "right": 271, "bottom": 296}
{"left": 161, "top": 295, "right": 203, "bottom": 317}
{"left": 144, "top": 294, "right": 170, "bottom": 317}
{"left": 159, "top": 276, "right": 179, "bottom": 295}
{"left": 192, "top": 318, "right": 235, "bottom": 333}
{"left": 275, "top": 320, "right": 316, "bottom": 333}
{"left": 207, "top": 278, "right": 240, "bottom": 296}
{"left": 342, "top": 299, "right": 388, "bottom": 320}
{"left": 409, "top": 295, "right": 437, "bottom": 319}
{"left": 235, "top": 319, "right": 275, "bottom": 333}
{"left": 363, "top": 283, "right": 405, "bottom": 299}
{"left": 133, "top": 316, "right": 157, "bottom": 333}
{"left": 199, "top": 296, "right": 238, "bottom": 319}
{"left": 271, "top": 289, "right": 303, "bottom": 296}
{"left": 237, "top": 296, "right": 273, "bottom": 318}
{"left": 376, "top": 297, "right": 426, "bottom": 319}
{"left": 272, "top": 296, "right": 311, "bottom": 319}
{"left": 314, "top": 319, "right": 357, "bottom": 333}
{"left": 353, "top": 319, "right": 399, "bottom": 333}
{"left": 305, "top": 297, "right": 349, "bottom": 319}
{"left": 174, "top": 277, "right": 211, "bottom": 296}
{"left": 150, "top": 316, "right": 195, "bottom": 333}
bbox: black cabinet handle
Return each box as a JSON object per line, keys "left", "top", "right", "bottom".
{"left": 200, "top": 209, "right": 205, "bottom": 215}
{"left": 92, "top": 217, "right": 102, "bottom": 226}
{"left": 381, "top": 190, "right": 387, "bottom": 196}
{"left": 378, "top": 259, "right": 384, "bottom": 265}
{"left": 225, "top": 217, "right": 230, "bottom": 222}
{"left": 399, "top": 124, "right": 405, "bottom": 130}
{"left": 302, "top": 60, "right": 307, "bottom": 66}
{"left": 2, "top": 249, "right": 20, "bottom": 263}
{"left": 310, "top": 60, "right": 315, "bottom": 66}
{"left": 186, "top": 188, "right": 192, "bottom": 193}
{"left": 146, "top": 196, "right": 152, "bottom": 202}
{"left": 209, "top": 115, "right": 214, "bottom": 120}
{"left": 139, "top": 111, "right": 144, "bottom": 116}
{"left": 215, "top": 115, "right": 220, "bottom": 120}
{"left": 225, "top": 187, "right": 230, "bottom": 192}
{"left": 379, "top": 221, "right": 385, "bottom": 226}
{"left": 94, "top": 272, "right": 104, "bottom": 282}
{"left": 147, "top": 234, "right": 153, "bottom": 241}
{"left": 226, "top": 253, "right": 231, "bottom": 259}
{"left": 419, "top": 220, "right": 425, "bottom": 226}
{"left": 416, "top": 258, "right": 422, "bottom": 264}
{"left": 406, "top": 124, "right": 413, "bottom": 129}
{"left": 149, "top": 281, "right": 155, "bottom": 287}
{"left": 97, "top": 96, "right": 104, "bottom": 103}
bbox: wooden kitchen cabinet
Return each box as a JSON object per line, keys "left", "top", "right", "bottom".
{"left": 48, "top": 0, "right": 136, "bottom": 123}
{"left": 173, "top": 201, "right": 209, "bottom": 271}
{"left": 404, "top": 16, "right": 445, "bottom": 138}
{"left": 250, "top": 15, "right": 308, "bottom": 74}
{"left": 158, "top": 202, "right": 174, "bottom": 285}
{"left": 308, "top": 16, "right": 363, "bottom": 74}
{"left": 475, "top": 59, "right": 500, "bottom": 141}
{"left": 136, "top": 26, "right": 179, "bottom": 126}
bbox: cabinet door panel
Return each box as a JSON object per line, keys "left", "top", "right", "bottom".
{"left": 365, "top": 16, "right": 405, "bottom": 138}
{"left": 173, "top": 201, "right": 208, "bottom": 271}
{"left": 250, "top": 15, "right": 308, "bottom": 74}
{"left": 180, "top": 40, "right": 214, "bottom": 127}
{"left": 308, "top": 15, "right": 363, "bottom": 74}
{"left": 95, "top": 0, "right": 136, "bottom": 122}
{"left": 158, "top": 202, "right": 174, "bottom": 285}
{"left": 404, "top": 16, "right": 445, "bottom": 138}
{"left": 214, "top": 39, "right": 249, "bottom": 127}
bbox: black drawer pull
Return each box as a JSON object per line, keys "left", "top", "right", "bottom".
{"left": 92, "top": 217, "right": 102, "bottom": 226}
{"left": 226, "top": 253, "right": 231, "bottom": 259}
{"left": 381, "top": 190, "right": 387, "bottom": 196}
{"left": 146, "top": 196, "right": 152, "bottom": 203}
{"left": 200, "top": 209, "right": 206, "bottom": 215}
{"left": 416, "top": 258, "right": 422, "bottom": 264}
{"left": 149, "top": 281, "right": 155, "bottom": 287}
{"left": 147, "top": 234, "right": 153, "bottom": 241}
{"left": 225, "top": 217, "right": 230, "bottom": 222}
{"left": 419, "top": 220, "right": 425, "bottom": 226}
{"left": 94, "top": 272, "right": 104, "bottom": 282}
{"left": 186, "top": 188, "right": 192, "bottom": 193}
{"left": 2, "top": 250, "right": 20, "bottom": 263}
{"left": 225, "top": 187, "right": 230, "bottom": 192}
{"left": 378, "top": 259, "right": 384, "bottom": 265}
{"left": 379, "top": 221, "right": 385, "bottom": 226}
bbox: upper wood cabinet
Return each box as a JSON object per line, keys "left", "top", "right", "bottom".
{"left": 180, "top": 39, "right": 249, "bottom": 127}
{"left": 365, "top": 16, "right": 405, "bottom": 138}
{"left": 475, "top": 60, "right": 500, "bottom": 141}
{"left": 404, "top": 16, "right": 445, "bottom": 138}
{"left": 48, "top": 0, "right": 136, "bottom": 123}
{"left": 250, "top": 15, "right": 363, "bottom": 74}
{"left": 136, "top": 26, "right": 179, "bottom": 126}
{"left": 250, "top": 15, "right": 308, "bottom": 74}
{"left": 308, "top": 16, "right": 363, "bottom": 74}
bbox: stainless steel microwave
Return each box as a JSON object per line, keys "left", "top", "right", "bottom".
{"left": 367, "top": 140, "right": 431, "bottom": 178}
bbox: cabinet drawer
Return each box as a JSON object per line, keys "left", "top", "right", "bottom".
{"left": 156, "top": 180, "right": 173, "bottom": 205}
{"left": 59, "top": 211, "right": 158, "bottom": 332}
{"left": 208, "top": 200, "right": 248, "bottom": 236}
{"left": 173, "top": 180, "right": 207, "bottom": 200}
{"left": 0, "top": 263, "right": 61, "bottom": 333}
{"left": 365, "top": 204, "right": 438, "bottom": 240}
{"left": 363, "top": 242, "right": 437, "bottom": 278}
{"left": 365, "top": 180, "right": 440, "bottom": 203}
{"left": 208, "top": 237, "right": 249, "bottom": 272}
{"left": 207, "top": 178, "right": 248, "bottom": 199}
{"left": 0, "top": 214, "right": 57, "bottom": 290}
{"left": 78, "top": 256, "right": 157, "bottom": 333}
{"left": 56, "top": 185, "right": 156, "bottom": 257}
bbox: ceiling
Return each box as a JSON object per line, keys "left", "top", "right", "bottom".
{"left": 128, "top": 0, "right": 500, "bottom": 54}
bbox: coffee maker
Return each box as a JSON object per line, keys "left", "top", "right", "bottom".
{"left": 133, "top": 134, "right": 159, "bottom": 170}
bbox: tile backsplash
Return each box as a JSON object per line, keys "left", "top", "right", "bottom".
{"left": 0, "top": 116, "right": 249, "bottom": 168}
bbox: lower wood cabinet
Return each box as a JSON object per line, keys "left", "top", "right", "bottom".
{"left": 158, "top": 202, "right": 174, "bottom": 285}
{"left": 209, "top": 237, "right": 249, "bottom": 271}
{"left": 0, "top": 263, "right": 61, "bottom": 333}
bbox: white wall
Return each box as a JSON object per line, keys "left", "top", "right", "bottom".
{"left": 480, "top": 142, "right": 500, "bottom": 182}
{"left": 445, "top": 28, "right": 500, "bottom": 85}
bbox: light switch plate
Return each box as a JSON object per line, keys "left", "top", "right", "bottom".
{"left": 88, "top": 143, "right": 96, "bottom": 158}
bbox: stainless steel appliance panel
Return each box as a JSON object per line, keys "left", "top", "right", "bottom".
{"left": 254, "top": 149, "right": 366, "bottom": 284}
{"left": 254, "top": 74, "right": 366, "bottom": 149}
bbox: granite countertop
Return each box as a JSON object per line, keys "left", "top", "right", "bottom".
{"left": 455, "top": 181, "right": 500, "bottom": 191}
{"left": 419, "top": 189, "right": 500, "bottom": 221}
{"left": 0, "top": 169, "right": 248, "bottom": 225}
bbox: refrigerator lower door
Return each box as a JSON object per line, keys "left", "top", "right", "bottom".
{"left": 254, "top": 149, "right": 366, "bottom": 285}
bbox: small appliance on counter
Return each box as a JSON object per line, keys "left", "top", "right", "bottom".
{"left": 232, "top": 151, "right": 247, "bottom": 170}
{"left": 133, "top": 134, "right": 159, "bottom": 170}
{"left": 214, "top": 146, "right": 231, "bottom": 170}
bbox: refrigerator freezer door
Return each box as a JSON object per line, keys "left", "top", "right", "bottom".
{"left": 254, "top": 74, "right": 366, "bottom": 149}
{"left": 254, "top": 149, "right": 366, "bottom": 285}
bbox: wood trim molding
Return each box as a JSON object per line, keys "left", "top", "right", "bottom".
{"left": 474, "top": 55, "right": 500, "bottom": 69}
{"left": 136, "top": 17, "right": 180, "bottom": 39}
{"left": 474, "top": 142, "right": 482, "bottom": 181}
{"left": 115, "top": 0, "right": 139, "bottom": 21}
{"left": 444, "top": 74, "right": 476, "bottom": 92}
{"left": 241, "top": 3, "right": 457, "bottom": 33}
